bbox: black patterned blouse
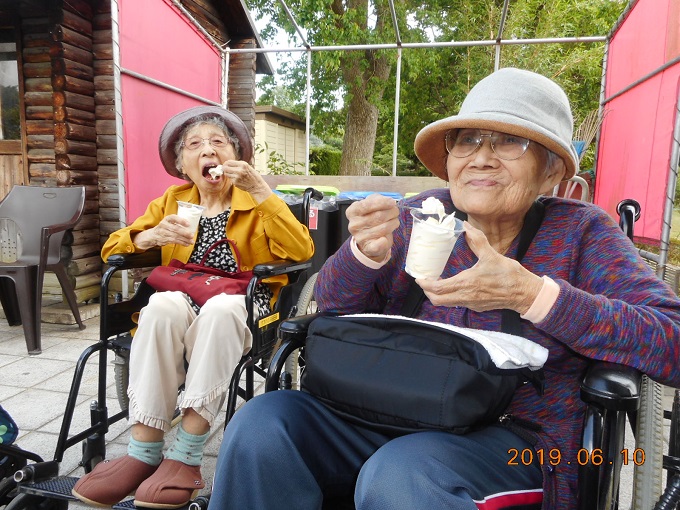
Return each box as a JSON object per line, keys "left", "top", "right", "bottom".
{"left": 187, "top": 210, "right": 272, "bottom": 317}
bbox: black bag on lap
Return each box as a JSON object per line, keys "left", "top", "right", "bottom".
{"left": 300, "top": 314, "right": 544, "bottom": 436}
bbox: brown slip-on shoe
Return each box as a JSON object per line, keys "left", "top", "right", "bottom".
{"left": 134, "top": 459, "right": 205, "bottom": 509}
{"left": 72, "top": 455, "right": 159, "bottom": 507}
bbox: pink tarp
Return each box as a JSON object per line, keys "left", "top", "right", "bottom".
{"left": 594, "top": 0, "right": 680, "bottom": 244}
{"left": 118, "top": 0, "right": 222, "bottom": 221}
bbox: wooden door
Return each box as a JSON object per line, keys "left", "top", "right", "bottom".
{"left": 0, "top": 148, "right": 24, "bottom": 200}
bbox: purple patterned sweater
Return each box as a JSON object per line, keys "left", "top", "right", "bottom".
{"left": 314, "top": 189, "right": 680, "bottom": 510}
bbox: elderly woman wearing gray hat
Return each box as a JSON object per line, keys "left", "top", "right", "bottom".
{"left": 72, "top": 106, "right": 314, "bottom": 509}
{"left": 208, "top": 68, "right": 680, "bottom": 510}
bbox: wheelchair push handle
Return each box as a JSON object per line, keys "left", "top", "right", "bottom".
{"left": 616, "top": 199, "right": 641, "bottom": 241}
{"left": 301, "top": 187, "right": 324, "bottom": 230}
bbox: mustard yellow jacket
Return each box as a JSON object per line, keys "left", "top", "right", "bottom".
{"left": 101, "top": 183, "right": 315, "bottom": 304}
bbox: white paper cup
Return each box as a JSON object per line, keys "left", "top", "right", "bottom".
{"left": 405, "top": 209, "right": 463, "bottom": 279}
{"left": 176, "top": 201, "right": 205, "bottom": 234}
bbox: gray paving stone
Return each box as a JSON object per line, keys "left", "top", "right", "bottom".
{"left": 4, "top": 313, "right": 676, "bottom": 509}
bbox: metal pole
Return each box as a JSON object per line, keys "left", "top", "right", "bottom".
{"left": 227, "top": 36, "right": 607, "bottom": 55}
{"left": 657, "top": 89, "right": 680, "bottom": 279}
{"left": 494, "top": 0, "right": 510, "bottom": 71}
{"left": 392, "top": 47, "right": 402, "bottom": 177}
{"left": 278, "top": 0, "right": 310, "bottom": 48}
{"left": 222, "top": 49, "right": 230, "bottom": 108}
{"left": 305, "top": 49, "right": 312, "bottom": 176}
{"left": 171, "top": 0, "right": 224, "bottom": 51}
{"left": 388, "top": 0, "right": 401, "bottom": 44}
{"left": 388, "top": 0, "right": 402, "bottom": 177}
{"left": 592, "top": 38, "right": 610, "bottom": 190}
{"left": 120, "top": 68, "right": 222, "bottom": 106}
{"left": 275, "top": 0, "right": 312, "bottom": 174}
{"left": 603, "top": 55, "right": 680, "bottom": 105}
{"left": 110, "top": 0, "right": 128, "bottom": 298}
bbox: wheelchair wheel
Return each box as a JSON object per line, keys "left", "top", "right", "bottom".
{"left": 0, "top": 476, "right": 17, "bottom": 506}
{"left": 295, "top": 272, "right": 318, "bottom": 317}
{"left": 631, "top": 375, "right": 664, "bottom": 509}
{"left": 281, "top": 272, "right": 318, "bottom": 390}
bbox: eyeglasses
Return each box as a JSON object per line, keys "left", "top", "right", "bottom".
{"left": 181, "top": 135, "right": 230, "bottom": 151}
{"left": 445, "top": 129, "right": 531, "bottom": 160}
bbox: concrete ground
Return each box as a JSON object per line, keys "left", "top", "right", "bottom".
{"left": 0, "top": 305, "right": 258, "bottom": 508}
{"left": 0, "top": 303, "right": 677, "bottom": 509}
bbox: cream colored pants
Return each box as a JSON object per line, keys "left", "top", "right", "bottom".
{"left": 127, "top": 291, "right": 252, "bottom": 432}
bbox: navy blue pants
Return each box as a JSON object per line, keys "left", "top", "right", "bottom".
{"left": 208, "top": 391, "right": 543, "bottom": 510}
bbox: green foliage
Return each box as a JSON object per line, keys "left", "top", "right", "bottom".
{"left": 309, "top": 145, "right": 342, "bottom": 176}
{"left": 1, "top": 85, "right": 20, "bottom": 139}
{"left": 256, "top": 76, "right": 306, "bottom": 118}
{"left": 246, "top": 0, "right": 628, "bottom": 175}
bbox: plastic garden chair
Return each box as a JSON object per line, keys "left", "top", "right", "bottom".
{"left": 0, "top": 185, "right": 86, "bottom": 354}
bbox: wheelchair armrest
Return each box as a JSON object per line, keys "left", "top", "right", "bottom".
{"left": 106, "top": 250, "right": 162, "bottom": 270}
{"left": 580, "top": 361, "right": 641, "bottom": 412}
{"left": 252, "top": 259, "right": 312, "bottom": 277}
{"left": 277, "top": 312, "right": 337, "bottom": 342}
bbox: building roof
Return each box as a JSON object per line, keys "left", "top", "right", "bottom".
{"left": 181, "top": 0, "right": 273, "bottom": 75}
{"left": 255, "top": 105, "right": 305, "bottom": 128}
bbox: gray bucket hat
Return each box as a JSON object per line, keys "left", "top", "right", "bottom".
{"left": 414, "top": 68, "right": 579, "bottom": 181}
{"left": 158, "top": 106, "right": 253, "bottom": 179}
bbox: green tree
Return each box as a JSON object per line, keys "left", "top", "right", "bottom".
{"left": 248, "top": 0, "right": 627, "bottom": 176}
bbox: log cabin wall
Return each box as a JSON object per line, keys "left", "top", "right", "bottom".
{"left": 92, "top": 1, "right": 117, "bottom": 247}
{"left": 228, "top": 38, "right": 257, "bottom": 135}
{"left": 20, "top": 0, "right": 102, "bottom": 304}
{"left": 22, "top": 5, "right": 56, "bottom": 189}
{"left": 177, "top": 0, "right": 259, "bottom": 135}
{"left": 51, "top": 0, "right": 101, "bottom": 303}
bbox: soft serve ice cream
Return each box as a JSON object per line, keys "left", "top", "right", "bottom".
{"left": 404, "top": 197, "right": 463, "bottom": 279}
{"left": 208, "top": 165, "right": 223, "bottom": 179}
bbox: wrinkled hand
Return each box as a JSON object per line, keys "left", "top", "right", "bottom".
{"left": 134, "top": 215, "right": 195, "bottom": 249}
{"left": 347, "top": 194, "right": 400, "bottom": 263}
{"left": 221, "top": 160, "right": 272, "bottom": 203}
{"left": 416, "top": 221, "right": 543, "bottom": 314}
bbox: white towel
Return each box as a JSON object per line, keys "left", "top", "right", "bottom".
{"left": 346, "top": 314, "right": 549, "bottom": 371}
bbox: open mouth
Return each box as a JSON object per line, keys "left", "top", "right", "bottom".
{"left": 203, "top": 163, "right": 223, "bottom": 181}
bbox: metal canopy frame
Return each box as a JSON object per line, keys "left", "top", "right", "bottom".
{"left": 228, "top": 0, "right": 607, "bottom": 176}
{"left": 119, "top": 0, "right": 607, "bottom": 176}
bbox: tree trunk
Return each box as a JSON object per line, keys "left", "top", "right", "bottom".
{"left": 341, "top": 92, "right": 379, "bottom": 176}
{"left": 337, "top": 0, "right": 392, "bottom": 176}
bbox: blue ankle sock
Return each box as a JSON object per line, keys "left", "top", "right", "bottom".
{"left": 165, "top": 425, "right": 209, "bottom": 466}
{"left": 128, "top": 437, "right": 164, "bottom": 466}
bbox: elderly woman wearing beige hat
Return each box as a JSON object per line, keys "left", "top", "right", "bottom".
{"left": 72, "top": 106, "right": 314, "bottom": 509}
{"left": 208, "top": 69, "right": 680, "bottom": 510}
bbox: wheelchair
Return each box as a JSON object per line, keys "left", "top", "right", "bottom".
{"left": 264, "top": 199, "right": 680, "bottom": 510}
{"left": 2, "top": 188, "right": 322, "bottom": 510}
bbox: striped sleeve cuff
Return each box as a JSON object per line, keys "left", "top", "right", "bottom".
{"left": 350, "top": 237, "right": 391, "bottom": 269}
{"left": 520, "top": 275, "right": 560, "bottom": 324}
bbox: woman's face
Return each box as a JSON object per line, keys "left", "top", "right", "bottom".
{"left": 446, "top": 130, "right": 564, "bottom": 225}
{"left": 179, "top": 122, "right": 238, "bottom": 195}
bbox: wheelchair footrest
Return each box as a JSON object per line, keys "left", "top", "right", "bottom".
{"left": 18, "top": 476, "right": 193, "bottom": 509}
{"left": 17, "top": 476, "right": 78, "bottom": 500}
{"left": 113, "top": 498, "right": 190, "bottom": 509}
